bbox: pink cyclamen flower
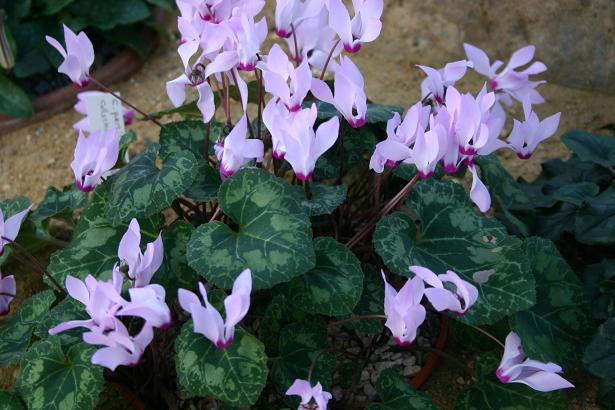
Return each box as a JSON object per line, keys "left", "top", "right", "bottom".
{"left": 281, "top": 104, "right": 340, "bottom": 180}
{"left": 418, "top": 60, "right": 467, "bottom": 105}
{"left": 45, "top": 25, "right": 94, "bottom": 87}
{"left": 497, "top": 332, "right": 574, "bottom": 392}
{"left": 409, "top": 266, "right": 478, "bottom": 315}
{"left": 84, "top": 320, "right": 153, "bottom": 371}
{"left": 507, "top": 107, "right": 561, "bottom": 159}
{"left": 382, "top": 270, "right": 426, "bottom": 346}
{"left": 178, "top": 269, "right": 252, "bottom": 349}
{"left": 260, "top": 44, "right": 312, "bottom": 112}
{"left": 73, "top": 91, "right": 134, "bottom": 133}
{"left": 0, "top": 204, "right": 32, "bottom": 256}
{"left": 71, "top": 129, "right": 120, "bottom": 192}
{"left": 285, "top": 10, "right": 340, "bottom": 69}
{"left": 286, "top": 379, "right": 332, "bottom": 410}
{"left": 464, "top": 43, "right": 546, "bottom": 109}
{"left": 263, "top": 99, "right": 292, "bottom": 159}
{"left": 369, "top": 102, "right": 431, "bottom": 173}
{"left": 117, "top": 219, "right": 163, "bottom": 288}
{"left": 0, "top": 270, "right": 16, "bottom": 316}
{"left": 215, "top": 116, "right": 264, "bottom": 178}
{"left": 166, "top": 70, "right": 215, "bottom": 123}
{"left": 328, "top": 0, "right": 383, "bottom": 53}
{"left": 311, "top": 56, "right": 367, "bottom": 128}
{"left": 275, "top": 0, "right": 324, "bottom": 38}
{"left": 224, "top": 11, "right": 268, "bottom": 71}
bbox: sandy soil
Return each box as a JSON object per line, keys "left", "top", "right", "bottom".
{"left": 0, "top": 1, "right": 611, "bottom": 408}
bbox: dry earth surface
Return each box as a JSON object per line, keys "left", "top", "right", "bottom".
{"left": 0, "top": 0, "right": 611, "bottom": 408}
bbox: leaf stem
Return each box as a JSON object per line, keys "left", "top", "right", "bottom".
{"left": 307, "top": 348, "right": 334, "bottom": 385}
{"left": 4, "top": 237, "right": 66, "bottom": 295}
{"left": 470, "top": 325, "right": 505, "bottom": 349}
{"left": 336, "top": 120, "right": 346, "bottom": 185}
{"left": 290, "top": 23, "right": 300, "bottom": 65}
{"left": 328, "top": 314, "right": 387, "bottom": 328}
{"left": 320, "top": 39, "right": 341, "bottom": 80}
{"left": 346, "top": 174, "right": 420, "bottom": 249}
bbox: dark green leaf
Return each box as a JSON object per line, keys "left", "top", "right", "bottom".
{"left": 314, "top": 125, "right": 377, "bottom": 179}
{"left": 583, "top": 318, "right": 615, "bottom": 380}
{"left": 175, "top": 324, "right": 268, "bottom": 406}
{"left": 366, "top": 103, "right": 404, "bottom": 125}
{"left": 105, "top": 144, "right": 197, "bottom": 225}
{"left": 0, "top": 390, "right": 26, "bottom": 410}
{"left": 102, "top": 25, "right": 150, "bottom": 59}
{"left": 0, "top": 73, "right": 32, "bottom": 118}
{"left": 597, "top": 379, "right": 615, "bottom": 410}
{"left": 575, "top": 185, "right": 615, "bottom": 245}
{"left": 48, "top": 186, "right": 163, "bottom": 285}
{"left": 38, "top": 0, "right": 75, "bottom": 14}
{"left": 272, "top": 321, "right": 335, "bottom": 396}
{"left": 145, "top": 0, "right": 173, "bottom": 11}
{"left": 367, "top": 369, "right": 437, "bottom": 410}
{"left": 299, "top": 184, "right": 347, "bottom": 216}
{"left": 451, "top": 320, "right": 509, "bottom": 351}
{"left": 159, "top": 120, "right": 222, "bottom": 160}
{"left": 373, "top": 179, "right": 535, "bottom": 325}
{"left": 154, "top": 221, "right": 198, "bottom": 296}
{"left": 16, "top": 339, "right": 103, "bottom": 410}
{"left": 583, "top": 259, "right": 615, "bottom": 321}
{"left": 345, "top": 269, "right": 385, "bottom": 334}
{"left": 0, "top": 196, "right": 31, "bottom": 266}
{"left": 287, "top": 237, "right": 363, "bottom": 316}
{"left": 551, "top": 182, "right": 600, "bottom": 206}
{"left": 118, "top": 131, "right": 137, "bottom": 165}
{"left": 30, "top": 186, "right": 87, "bottom": 223}
{"left": 0, "top": 290, "right": 55, "bottom": 365}
{"left": 455, "top": 352, "right": 565, "bottom": 410}
{"left": 509, "top": 238, "right": 594, "bottom": 367}
{"left": 11, "top": 19, "right": 56, "bottom": 78}
{"left": 475, "top": 155, "right": 532, "bottom": 210}
{"left": 184, "top": 159, "right": 221, "bottom": 202}
{"left": 34, "top": 298, "right": 87, "bottom": 346}
{"left": 187, "top": 168, "right": 315, "bottom": 289}
{"left": 68, "top": 0, "right": 150, "bottom": 30}
{"left": 561, "top": 130, "right": 615, "bottom": 168}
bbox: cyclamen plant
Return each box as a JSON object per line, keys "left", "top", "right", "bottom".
{"left": 2, "top": 1, "right": 598, "bottom": 409}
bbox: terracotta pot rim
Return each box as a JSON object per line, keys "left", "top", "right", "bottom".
{"left": 409, "top": 313, "right": 450, "bottom": 389}
{"left": 0, "top": 8, "right": 168, "bottom": 136}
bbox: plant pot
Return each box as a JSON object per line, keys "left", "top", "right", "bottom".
{"left": 409, "top": 314, "right": 450, "bottom": 388}
{"left": 0, "top": 8, "right": 168, "bottom": 136}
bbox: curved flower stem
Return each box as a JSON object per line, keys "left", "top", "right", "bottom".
{"left": 209, "top": 206, "right": 222, "bottom": 222}
{"left": 221, "top": 75, "right": 232, "bottom": 126}
{"left": 88, "top": 77, "right": 162, "bottom": 127}
{"left": 307, "top": 348, "right": 335, "bottom": 385}
{"left": 335, "top": 120, "right": 346, "bottom": 185}
{"left": 3, "top": 237, "right": 66, "bottom": 295}
{"left": 394, "top": 344, "right": 474, "bottom": 375}
{"left": 255, "top": 69, "right": 264, "bottom": 140}
{"left": 229, "top": 69, "right": 256, "bottom": 140}
{"left": 204, "top": 120, "right": 212, "bottom": 162}
{"left": 290, "top": 23, "right": 300, "bottom": 66}
{"left": 328, "top": 314, "right": 387, "bottom": 328}
{"left": 346, "top": 174, "right": 420, "bottom": 249}
{"left": 470, "top": 325, "right": 505, "bottom": 349}
{"left": 319, "top": 39, "right": 341, "bottom": 80}
{"left": 303, "top": 179, "right": 312, "bottom": 200}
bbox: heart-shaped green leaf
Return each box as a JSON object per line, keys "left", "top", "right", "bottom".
{"left": 575, "top": 185, "right": 615, "bottom": 245}
{"left": 105, "top": 144, "right": 197, "bottom": 225}
{"left": 34, "top": 298, "right": 88, "bottom": 346}
{"left": 0, "top": 196, "right": 31, "bottom": 266}
{"left": 30, "top": 186, "right": 88, "bottom": 223}
{"left": 584, "top": 318, "right": 615, "bottom": 380}
{"left": 16, "top": 339, "right": 103, "bottom": 410}
{"left": 287, "top": 236, "right": 363, "bottom": 315}
{"left": 0, "top": 290, "right": 55, "bottom": 365}
{"left": 299, "top": 184, "right": 347, "bottom": 216}
{"left": 367, "top": 369, "right": 437, "bottom": 410}
{"left": 510, "top": 237, "right": 595, "bottom": 367}
{"left": 187, "top": 168, "right": 315, "bottom": 289}
{"left": 475, "top": 155, "right": 532, "bottom": 211}
{"left": 48, "top": 186, "right": 163, "bottom": 285}
{"left": 175, "top": 324, "right": 268, "bottom": 407}
{"left": 0, "top": 73, "right": 32, "bottom": 118}
{"left": 455, "top": 352, "right": 565, "bottom": 410}
{"left": 373, "top": 179, "right": 535, "bottom": 325}
{"left": 184, "top": 160, "right": 221, "bottom": 202}
{"left": 67, "top": 0, "right": 150, "bottom": 30}
{"left": 344, "top": 269, "right": 385, "bottom": 334}
{"left": 272, "top": 321, "right": 336, "bottom": 397}
{"left": 159, "top": 120, "right": 222, "bottom": 159}
{"left": 561, "top": 130, "right": 615, "bottom": 168}
{"left": 366, "top": 103, "right": 404, "bottom": 124}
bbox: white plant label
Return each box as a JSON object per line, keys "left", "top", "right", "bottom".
{"left": 84, "top": 92, "right": 125, "bottom": 134}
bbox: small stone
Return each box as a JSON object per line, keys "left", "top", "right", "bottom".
{"left": 360, "top": 370, "right": 370, "bottom": 382}
{"left": 355, "top": 394, "right": 367, "bottom": 402}
{"left": 374, "top": 361, "right": 395, "bottom": 373}
{"left": 347, "top": 347, "right": 360, "bottom": 355}
{"left": 403, "top": 365, "right": 421, "bottom": 377}
{"left": 456, "top": 377, "right": 465, "bottom": 385}
{"left": 363, "top": 382, "right": 377, "bottom": 398}
{"left": 403, "top": 356, "right": 416, "bottom": 366}
{"left": 332, "top": 386, "right": 343, "bottom": 400}
{"left": 375, "top": 345, "right": 390, "bottom": 355}
{"left": 391, "top": 352, "right": 402, "bottom": 360}
{"left": 47, "top": 158, "right": 56, "bottom": 165}
{"left": 380, "top": 351, "right": 392, "bottom": 359}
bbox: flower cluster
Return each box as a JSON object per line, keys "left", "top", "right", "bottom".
{"left": 382, "top": 266, "right": 478, "bottom": 346}
{"left": 49, "top": 220, "right": 170, "bottom": 370}
{"left": 371, "top": 44, "right": 560, "bottom": 212}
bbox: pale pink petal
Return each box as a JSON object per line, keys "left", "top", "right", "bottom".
{"left": 469, "top": 165, "right": 491, "bottom": 213}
